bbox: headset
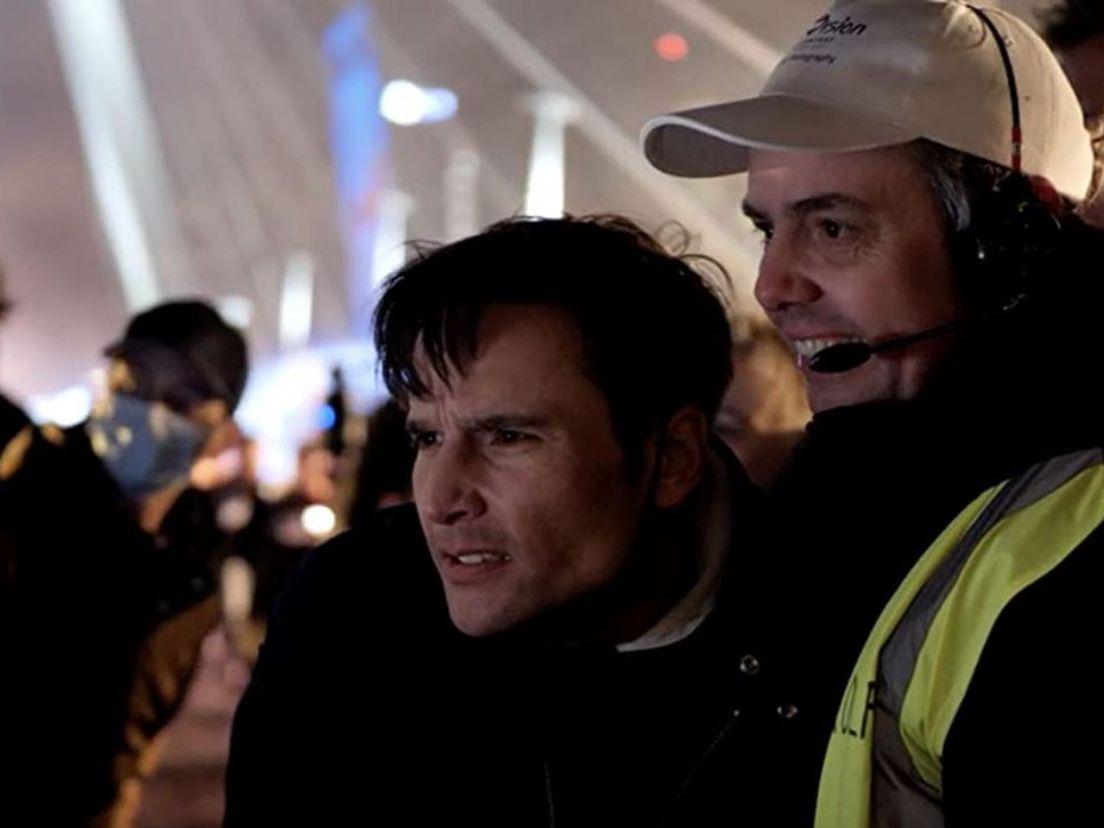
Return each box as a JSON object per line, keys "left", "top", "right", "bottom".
{"left": 957, "top": 6, "right": 1064, "bottom": 311}
{"left": 809, "top": 5, "right": 1066, "bottom": 374}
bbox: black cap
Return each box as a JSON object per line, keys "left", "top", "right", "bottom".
{"left": 105, "top": 300, "right": 249, "bottom": 411}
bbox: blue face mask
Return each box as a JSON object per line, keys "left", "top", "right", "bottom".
{"left": 86, "top": 392, "right": 208, "bottom": 497}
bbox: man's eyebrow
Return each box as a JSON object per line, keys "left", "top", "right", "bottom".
{"left": 741, "top": 201, "right": 769, "bottom": 223}
{"left": 464, "top": 414, "right": 550, "bottom": 431}
{"left": 405, "top": 416, "right": 431, "bottom": 434}
{"left": 741, "top": 192, "right": 872, "bottom": 222}
{"left": 405, "top": 413, "right": 552, "bottom": 433}
{"left": 787, "top": 192, "right": 872, "bottom": 217}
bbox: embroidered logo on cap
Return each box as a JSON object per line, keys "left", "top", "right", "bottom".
{"left": 806, "top": 14, "right": 868, "bottom": 37}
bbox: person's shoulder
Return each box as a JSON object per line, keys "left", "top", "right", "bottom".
{"left": 276, "top": 502, "right": 442, "bottom": 625}
{"left": 0, "top": 393, "right": 28, "bottom": 436}
{"left": 1, "top": 402, "right": 94, "bottom": 496}
{"left": 711, "top": 437, "right": 771, "bottom": 553}
{"left": 942, "top": 518, "right": 1104, "bottom": 820}
{"left": 307, "top": 502, "right": 427, "bottom": 577}
{"left": 984, "top": 515, "right": 1104, "bottom": 649}
{"left": 0, "top": 394, "right": 32, "bottom": 480}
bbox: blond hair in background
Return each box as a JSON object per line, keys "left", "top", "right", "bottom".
{"left": 715, "top": 313, "right": 810, "bottom": 487}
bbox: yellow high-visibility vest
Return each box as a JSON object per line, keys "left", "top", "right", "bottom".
{"left": 816, "top": 448, "right": 1104, "bottom": 827}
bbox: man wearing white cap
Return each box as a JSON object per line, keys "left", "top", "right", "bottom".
{"left": 644, "top": 1, "right": 1104, "bottom": 825}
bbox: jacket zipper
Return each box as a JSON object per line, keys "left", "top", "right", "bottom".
{"left": 544, "top": 760, "right": 557, "bottom": 828}
{"left": 668, "top": 708, "right": 742, "bottom": 817}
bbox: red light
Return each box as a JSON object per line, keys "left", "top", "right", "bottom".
{"left": 655, "top": 32, "right": 689, "bottom": 62}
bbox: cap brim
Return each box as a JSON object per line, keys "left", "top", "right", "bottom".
{"left": 642, "top": 94, "right": 921, "bottom": 178}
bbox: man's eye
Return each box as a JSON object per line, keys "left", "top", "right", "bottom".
{"left": 491, "top": 429, "right": 531, "bottom": 446}
{"left": 752, "top": 221, "right": 774, "bottom": 245}
{"left": 408, "top": 430, "right": 440, "bottom": 450}
{"left": 815, "top": 219, "right": 853, "bottom": 242}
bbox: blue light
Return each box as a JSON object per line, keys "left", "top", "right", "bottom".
{"left": 323, "top": 4, "right": 389, "bottom": 338}
{"left": 317, "top": 403, "right": 337, "bottom": 431}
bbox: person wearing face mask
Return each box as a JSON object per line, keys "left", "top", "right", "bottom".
{"left": 0, "top": 299, "right": 248, "bottom": 826}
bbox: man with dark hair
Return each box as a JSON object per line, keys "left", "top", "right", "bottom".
{"left": 1041, "top": 0, "right": 1104, "bottom": 48}
{"left": 1, "top": 299, "right": 248, "bottom": 825}
{"left": 225, "top": 215, "right": 804, "bottom": 825}
{"left": 644, "top": 0, "right": 1104, "bottom": 823}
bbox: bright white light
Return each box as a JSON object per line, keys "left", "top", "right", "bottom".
{"left": 301, "top": 504, "right": 337, "bottom": 538}
{"left": 444, "top": 147, "right": 480, "bottom": 241}
{"left": 370, "top": 190, "right": 413, "bottom": 290}
{"left": 217, "top": 295, "right": 254, "bottom": 330}
{"left": 523, "top": 92, "right": 579, "bottom": 218}
{"left": 279, "top": 250, "right": 314, "bottom": 350}
{"left": 379, "top": 79, "right": 458, "bottom": 126}
{"left": 235, "top": 353, "right": 330, "bottom": 434}
{"left": 380, "top": 80, "right": 427, "bottom": 126}
{"left": 234, "top": 352, "right": 328, "bottom": 492}
{"left": 82, "top": 131, "right": 160, "bottom": 309}
{"left": 230, "top": 341, "right": 382, "bottom": 493}
{"left": 258, "top": 444, "right": 300, "bottom": 494}
{"left": 27, "top": 385, "right": 93, "bottom": 427}
{"left": 47, "top": 0, "right": 186, "bottom": 311}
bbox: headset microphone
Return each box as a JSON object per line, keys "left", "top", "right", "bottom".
{"left": 806, "top": 320, "right": 960, "bottom": 373}
{"left": 806, "top": 291, "right": 1026, "bottom": 374}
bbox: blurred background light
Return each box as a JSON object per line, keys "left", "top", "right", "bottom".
{"left": 379, "top": 79, "right": 459, "bottom": 126}
{"left": 654, "top": 32, "right": 689, "bottom": 62}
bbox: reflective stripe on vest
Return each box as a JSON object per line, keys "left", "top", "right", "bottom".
{"left": 815, "top": 448, "right": 1104, "bottom": 828}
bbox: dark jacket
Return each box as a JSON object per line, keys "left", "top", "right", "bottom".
{"left": 0, "top": 416, "right": 226, "bottom": 824}
{"left": 225, "top": 448, "right": 829, "bottom": 827}
{"left": 756, "top": 298, "right": 1104, "bottom": 825}
{"left": 227, "top": 278, "right": 1104, "bottom": 826}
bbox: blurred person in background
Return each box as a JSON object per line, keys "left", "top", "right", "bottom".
{"left": 1042, "top": 0, "right": 1104, "bottom": 226}
{"left": 323, "top": 366, "right": 348, "bottom": 459}
{"left": 347, "top": 397, "right": 414, "bottom": 528}
{"left": 228, "top": 440, "right": 338, "bottom": 654}
{"left": 222, "top": 389, "right": 395, "bottom": 664}
{"left": 1, "top": 299, "right": 248, "bottom": 826}
{"left": 713, "top": 314, "right": 809, "bottom": 487}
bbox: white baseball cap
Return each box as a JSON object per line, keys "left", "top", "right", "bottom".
{"left": 642, "top": 0, "right": 1094, "bottom": 199}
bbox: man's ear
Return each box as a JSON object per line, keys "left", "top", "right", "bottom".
{"left": 652, "top": 405, "right": 709, "bottom": 509}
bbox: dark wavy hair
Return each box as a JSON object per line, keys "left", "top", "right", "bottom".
{"left": 373, "top": 214, "right": 734, "bottom": 464}
{"left": 1040, "top": 0, "right": 1104, "bottom": 50}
